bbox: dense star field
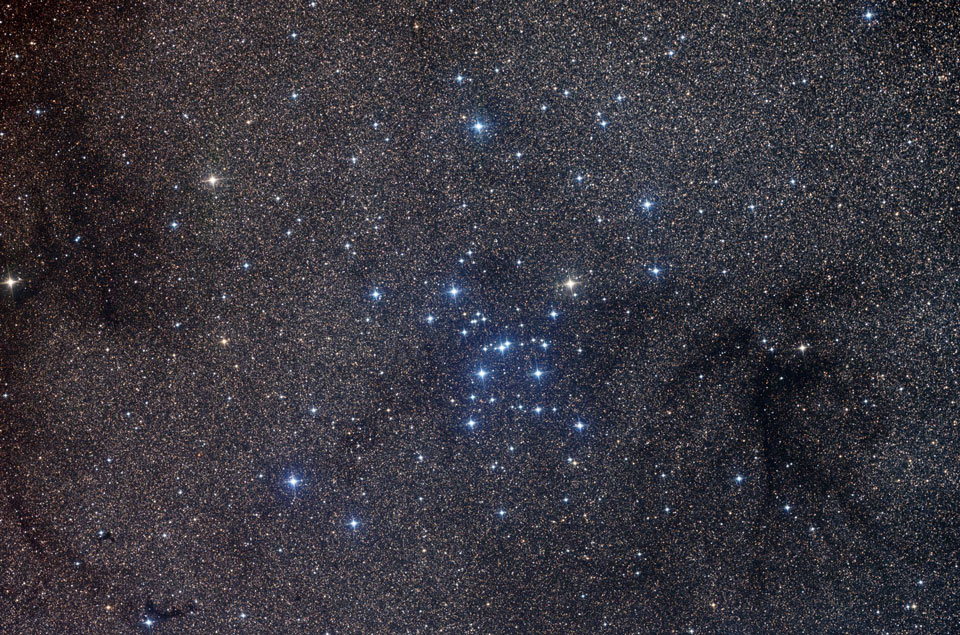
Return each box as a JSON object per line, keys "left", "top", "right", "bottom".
{"left": 1, "top": 1, "right": 958, "bottom": 632}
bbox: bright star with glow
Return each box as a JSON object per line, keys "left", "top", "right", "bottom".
{"left": 574, "top": 420, "right": 585, "bottom": 431}
{"left": 370, "top": 289, "right": 382, "bottom": 301}
{"left": 472, "top": 121, "right": 485, "bottom": 133}
{"left": 564, "top": 278, "right": 578, "bottom": 292}
{"left": 448, "top": 286, "right": 460, "bottom": 298}
{"left": 532, "top": 368, "right": 544, "bottom": 380}
{"left": 349, "top": 519, "right": 359, "bottom": 529}
{"left": 466, "top": 418, "right": 477, "bottom": 429}
{"left": 476, "top": 368, "right": 488, "bottom": 380}
{"left": 286, "top": 475, "right": 301, "bottom": 488}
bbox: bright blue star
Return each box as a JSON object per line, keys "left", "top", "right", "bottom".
{"left": 286, "top": 475, "right": 301, "bottom": 488}
{"left": 370, "top": 289, "right": 382, "bottom": 301}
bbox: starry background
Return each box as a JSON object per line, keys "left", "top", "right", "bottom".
{"left": 1, "top": 1, "right": 958, "bottom": 633}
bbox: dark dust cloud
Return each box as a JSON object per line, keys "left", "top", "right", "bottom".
{"left": 1, "top": 1, "right": 958, "bottom": 633}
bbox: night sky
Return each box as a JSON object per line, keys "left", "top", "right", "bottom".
{"left": 1, "top": 1, "right": 959, "bottom": 632}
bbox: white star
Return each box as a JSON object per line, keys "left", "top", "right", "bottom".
{"left": 286, "top": 476, "right": 300, "bottom": 488}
